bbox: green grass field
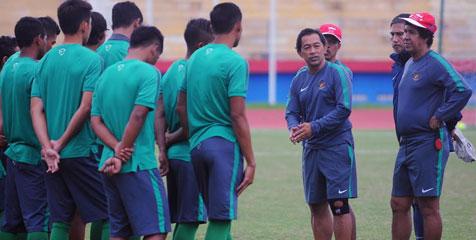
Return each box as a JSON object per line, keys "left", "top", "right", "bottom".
{"left": 174, "top": 129, "right": 476, "bottom": 240}
{"left": 86, "top": 129, "right": 476, "bottom": 239}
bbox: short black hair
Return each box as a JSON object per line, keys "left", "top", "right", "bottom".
{"left": 296, "top": 28, "right": 327, "bottom": 51}
{"left": 38, "top": 16, "right": 61, "bottom": 37}
{"left": 391, "top": 13, "right": 411, "bottom": 26}
{"left": 130, "top": 26, "right": 164, "bottom": 54}
{"left": 0, "top": 36, "right": 18, "bottom": 59}
{"left": 14, "top": 17, "right": 46, "bottom": 48}
{"left": 57, "top": 0, "right": 92, "bottom": 35}
{"left": 210, "top": 2, "right": 242, "bottom": 34}
{"left": 405, "top": 22, "right": 434, "bottom": 47}
{"left": 112, "top": 1, "right": 143, "bottom": 30}
{"left": 87, "top": 12, "right": 108, "bottom": 45}
{"left": 184, "top": 18, "right": 213, "bottom": 50}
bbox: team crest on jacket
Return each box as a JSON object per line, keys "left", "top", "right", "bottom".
{"left": 413, "top": 72, "right": 421, "bottom": 81}
{"left": 318, "top": 81, "right": 326, "bottom": 89}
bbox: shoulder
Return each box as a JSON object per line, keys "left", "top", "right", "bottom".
{"left": 426, "top": 51, "right": 453, "bottom": 71}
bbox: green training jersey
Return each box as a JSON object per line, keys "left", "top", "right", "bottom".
{"left": 0, "top": 57, "right": 41, "bottom": 165}
{"left": 31, "top": 43, "right": 101, "bottom": 159}
{"left": 180, "top": 44, "right": 249, "bottom": 149}
{"left": 96, "top": 37, "right": 129, "bottom": 70}
{"left": 92, "top": 59, "right": 160, "bottom": 173}
{"left": 159, "top": 59, "right": 190, "bottom": 161}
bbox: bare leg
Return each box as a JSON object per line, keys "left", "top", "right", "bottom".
{"left": 350, "top": 206, "right": 356, "bottom": 240}
{"left": 332, "top": 200, "right": 352, "bottom": 240}
{"left": 417, "top": 196, "right": 441, "bottom": 240}
{"left": 309, "top": 202, "right": 333, "bottom": 240}
{"left": 144, "top": 233, "right": 167, "bottom": 240}
{"left": 69, "top": 211, "right": 85, "bottom": 240}
{"left": 391, "top": 196, "right": 413, "bottom": 240}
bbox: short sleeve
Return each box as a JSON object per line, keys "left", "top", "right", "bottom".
{"left": 83, "top": 55, "right": 102, "bottom": 92}
{"left": 227, "top": 57, "right": 249, "bottom": 98}
{"left": 135, "top": 68, "right": 159, "bottom": 109}
{"left": 91, "top": 90, "right": 101, "bottom": 117}
{"left": 31, "top": 78, "right": 41, "bottom": 98}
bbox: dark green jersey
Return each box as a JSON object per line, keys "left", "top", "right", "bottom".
{"left": 180, "top": 44, "right": 249, "bottom": 149}
{"left": 92, "top": 59, "right": 160, "bottom": 173}
{"left": 159, "top": 59, "right": 190, "bottom": 161}
{"left": 0, "top": 57, "right": 41, "bottom": 164}
{"left": 31, "top": 44, "right": 101, "bottom": 158}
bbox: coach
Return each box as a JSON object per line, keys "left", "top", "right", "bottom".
{"left": 390, "top": 12, "right": 472, "bottom": 240}
{"left": 286, "top": 28, "right": 356, "bottom": 240}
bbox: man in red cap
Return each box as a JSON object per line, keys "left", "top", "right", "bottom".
{"left": 319, "top": 24, "right": 352, "bottom": 77}
{"left": 391, "top": 12, "right": 472, "bottom": 240}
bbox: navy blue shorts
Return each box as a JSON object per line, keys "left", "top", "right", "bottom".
{"left": 102, "top": 168, "right": 171, "bottom": 238}
{"left": 302, "top": 143, "right": 358, "bottom": 204}
{"left": 392, "top": 129, "right": 449, "bottom": 197}
{"left": 191, "top": 137, "right": 243, "bottom": 221}
{"left": 0, "top": 151, "right": 6, "bottom": 212}
{"left": 167, "top": 159, "right": 207, "bottom": 224}
{"left": 1, "top": 158, "right": 49, "bottom": 233}
{"left": 44, "top": 154, "right": 108, "bottom": 223}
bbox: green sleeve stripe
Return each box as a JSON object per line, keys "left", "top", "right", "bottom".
{"left": 337, "top": 61, "right": 352, "bottom": 75}
{"left": 347, "top": 144, "right": 354, "bottom": 198}
{"left": 429, "top": 51, "right": 465, "bottom": 92}
{"left": 229, "top": 143, "right": 240, "bottom": 219}
{"left": 436, "top": 128, "right": 444, "bottom": 196}
{"left": 148, "top": 170, "right": 166, "bottom": 232}
{"left": 331, "top": 63, "right": 350, "bottom": 109}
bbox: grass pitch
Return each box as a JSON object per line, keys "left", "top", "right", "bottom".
{"left": 188, "top": 129, "right": 476, "bottom": 239}
{"left": 86, "top": 129, "right": 476, "bottom": 239}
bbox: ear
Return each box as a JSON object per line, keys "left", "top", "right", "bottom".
{"left": 337, "top": 42, "right": 341, "bottom": 50}
{"left": 80, "top": 20, "right": 88, "bottom": 33}
{"left": 297, "top": 49, "right": 303, "bottom": 58}
{"left": 134, "top": 18, "right": 141, "bottom": 28}
{"left": 34, "top": 34, "right": 43, "bottom": 46}
{"left": 235, "top": 21, "right": 242, "bottom": 34}
{"left": 2, "top": 56, "right": 8, "bottom": 66}
{"left": 197, "top": 42, "right": 205, "bottom": 48}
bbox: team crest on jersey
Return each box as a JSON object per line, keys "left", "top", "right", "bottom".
{"left": 117, "top": 64, "right": 125, "bottom": 72}
{"left": 413, "top": 72, "right": 421, "bottom": 81}
{"left": 206, "top": 48, "right": 213, "bottom": 55}
{"left": 105, "top": 44, "right": 112, "bottom": 51}
{"left": 58, "top": 48, "right": 66, "bottom": 56}
{"left": 177, "top": 64, "right": 184, "bottom": 72}
{"left": 318, "top": 81, "right": 326, "bottom": 89}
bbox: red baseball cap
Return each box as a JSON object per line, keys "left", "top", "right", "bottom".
{"left": 401, "top": 12, "right": 437, "bottom": 34}
{"left": 319, "top": 24, "right": 342, "bottom": 42}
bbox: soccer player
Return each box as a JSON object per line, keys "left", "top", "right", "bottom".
{"left": 85, "top": 12, "right": 108, "bottom": 51}
{"left": 156, "top": 18, "right": 213, "bottom": 240}
{"left": 38, "top": 16, "right": 61, "bottom": 51}
{"left": 30, "top": 1, "right": 109, "bottom": 239}
{"left": 319, "top": 24, "right": 352, "bottom": 77}
{"left": 391, "top": 12, "right": 472, "bottom": 240}
{"left": 0, "top": 17, "right": 49, "bottom": 240}
{"left": 176, "top": 3, "right": 256, "bottom": 239}
{"left": 286, "top": 28, "right": 356, "bottom": 240}
{"left": 91, "top": 25, "right": 171, "bottom": 240}
{"left": 0, "top": 36, "right": 19, "bottom": 70}
{"left": 97, "top": 1, "right": 143, "bottom": 69}
{"left": 0, "top": 34, "right": 19, "bottom": 232}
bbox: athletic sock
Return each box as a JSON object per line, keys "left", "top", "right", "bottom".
{"left": 0, "top": 230, "right": 16, "bottom": 240}
{"left": 205, "top": 220, "right": 231, "bottom": 240}
{"left": 92, "top": 220, "right": 110, "bottom": 240}
{"left": 172, "top": 224, "right": 178, "bottom": 239}
{"left": 128, "top": 237, "right": 141, "bottom": 240}
{"left": 26, "top": 232, "right": 48, "bottom": 240}
{"left": 50, "top": 222, "right": 71, "bottom": 240}
{"left": 227, "top": 231, "right": 233, "bottom": 240}
{"left": 173, "top": 223, "right": 199, "bottom": 240}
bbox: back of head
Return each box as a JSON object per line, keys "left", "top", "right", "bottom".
{"left": 57, "top": 0, "right": 92, "bottom": 35}
{"left": 38, "top": 16, "right": 61, "bottom": 37}
{"left": 14, "top": 17, "right": 46, "bottom": 48}
{"left": 184, "top": 18, "right": 213, "bottom": 51}
{"left": 210, "top": 2, "right": 242, "bottom": 34}
{"left": 130, "top": 26, "right": 164, "bottom": 53}
{"left": 87, "top": 12, "right": 108, "bottom": 45}
{"left": 112, "top": 1, "right": 143, "bottom": 30}
{"left": 0, "top": 36, "right": 18, "bottom": 64}
{"left": 391, "top": 13, "right": 411, "bottom": 26}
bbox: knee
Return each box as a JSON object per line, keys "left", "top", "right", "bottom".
{"left": 329, "top": 198, "right": 349, "bottom": 216}
{"left": 390, "top": 197, "right": 411, "bottom": 213}
{"left": 309, "top": 202, "right": 329, "bottom": 216}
